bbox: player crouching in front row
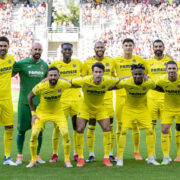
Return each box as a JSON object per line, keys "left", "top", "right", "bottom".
{"left": 26, "top": 67, "right": 72, "bottom": 168}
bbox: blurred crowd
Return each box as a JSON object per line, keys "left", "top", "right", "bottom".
{"left": 81, "top": 2, "right": 180, "bottom": 60}
{"left": 0, "top": 1, "right": 46, "bottom": 61}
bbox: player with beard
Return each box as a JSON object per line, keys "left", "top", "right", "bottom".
{"left": 26, "top": 67, "right": 72, "bottom": 168}
{"left": 49, "top": 43, "right": 82, "bottom": 163}
{"left": 82, "top": 41, "right": 116, "bottom": 162}
{"left": 156, "top": 61, "right": 180, "bottom": 165}
{"left": 0, "top": 36, "right": 16, "bottom": 165}
{"left": 146, "top": 40, "right": 173, "bottom": 159}
{"left": 12, "top": 42, "right": 48, "bottom": 165}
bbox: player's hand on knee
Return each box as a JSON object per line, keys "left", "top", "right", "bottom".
{"left": 31, "top": 115, "right": 40, "bottom": 126}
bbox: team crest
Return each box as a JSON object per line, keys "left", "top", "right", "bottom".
{"left": 105, "top": 63, "right": 109, "bottom": 67}
{"left": 132, "top": 59, "right": 136, "bottom": 63}
{"left": 59, "top": 65, "right": 63, "bottom": 68}
{"left": 58, "top": 88, "right": 62, "bottom": 93}
{"left": 177, "top": 85, "right": 180, "bottom": 89}
{"left": 73, "top": 64, "right": 76, "bottom": 68}
{"left": 142, "top": 87, "right": 147, "bottom": 91}
{"left": 41, "top": 65, "right": 43, "bottom": 70}
{"left": 120, "top": 60, "right": 124, "bottom": 63}
{"left": 102, "top": 85, "right": 106, "bottom": 89}
{"left": 8, "top": 60, "right": 11, "bottom": 64}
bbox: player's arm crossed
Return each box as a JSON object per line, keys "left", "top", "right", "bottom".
{"left": 28, "top": 91, "right": 40, "bottom": 125}
{"left": 153, "top": 85, "right": 164, "bottom": 92}
{"left": 108, "top": 75, "right": 131, "bottom": 90}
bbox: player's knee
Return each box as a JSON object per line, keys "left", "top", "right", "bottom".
{"left": 176, "top": 123, "right": 180, "bottom": 131}
{"left": 121, "top": 128, "right": 128, "bottom": 136}
{"left": 31, "top": 128, "right": 40, "bottom": 140}
{"left": 102, "top": 126, "right": 110, "bottom": 132}
{"left": 89, "top": 118, "right": 96, "bottom": 126}
{"left": 145, "top": 128, "right": 153, "bottom": 136}
{"left": 77, "top": 126, "right": 85, "bottom": 133}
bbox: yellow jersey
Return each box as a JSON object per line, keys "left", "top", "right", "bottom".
{"left": 72, "top": 76, "right": 118, "bottom": 110}
{"left": 50, "top": 59, "right": 82, "bottom": 101}
{"left": 113, "top": 55, "right": 147, "bottom": 96}
{"left": 82, "top": 56, "right": 115, "bottom": 100}
{"left": 156, "top": 74, "right": 180, "bottom": 112}
{"left": 32, "top": 79, "right": 71, "bottom": 113}
{"left": 116, "top": 77, "right": 156, "bottom": 110}
{"left": 0, "top": 54, "right": 15, "bottom": 100}
{"left": 146, "top": 55, "right": 173, "bottom": 99}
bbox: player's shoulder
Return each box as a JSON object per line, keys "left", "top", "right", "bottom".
{"left": 71, "top": 59, "right": 82, "bottom": 65}
{"left": 5, "top": 54, "right": 15, "bottom": 63}
{"left": 111, "top": 56, "right": 123, "bottom": 61}
{"left": 156, "top": 74, "right": 168, "bottom": 82}
{"left": 84, "top": 56, "right": 95, "bottom": 64}
{"left": 132, "top": 55, "right": 144, "bottom": 62}
{"left": 50, "top": 60, "right": 62, "bottom": 66}
{"left": 39, "top": 59, "right": 48, "bottom": 66}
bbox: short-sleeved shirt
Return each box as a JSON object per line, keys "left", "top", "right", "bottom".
{"left": 72, "top": 76, "right": 119, "bottom": 110}
{"left": 50, "top": 59, "right": 82, "bottom": 101}
{"left": 113, "top": 55, "right": 147, "bottom": 96}
{"left": 32, "top": 79, "right": 71, "bottom": 113}
{"left": 145, "top": 55, "right": 173, "bottom": 99}
{"left": 156, "top": 74, "right": 180, "bottom": 112}
{"left": 0, "top": 54, "right": 15, "bottom": 100}
{"left": 12, "top": 57, "right": 48, "bottom": 105}
{"left": 81, "top": 56, "right": 115, "bottom": 100}
{"left": 116, "top": 77, "right": 156, "bottom": 110}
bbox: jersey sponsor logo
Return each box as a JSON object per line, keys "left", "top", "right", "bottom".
{"left": 165, "top": 90, "right": 180, "bottom": 94}
{"left": 105, "top": 69, "right": 110, "bottom": 72}
{"left": 60, "top": 70, "right": 77, "bottom": 74}
{"left": 73, "top": 64, "right": 76, "bottom": 68}
{"left": 87, "top": 90, "right": 106, "bottom": 95}
{"left": 105, "top": 63, "right": 109, "bottom": 67}
{"left": 120, "top": 65, "right": 131, "bottom": 69}
{"left": 8, "top": 60, "right": 12, "bottom": 64}
{"left": 28, "top": 71, "right": 44, "bottom": 75}
{"left": 129, "top": 92, "right": 146, "bottom": 96}
{"left": 151, "top": 68, "right": 166, "bottom": 72}
{"left": 0, "top": 66, "right": 12, "bottom": 72}
{"left": 44, "top": 95, "right": 61, "bottom": 100}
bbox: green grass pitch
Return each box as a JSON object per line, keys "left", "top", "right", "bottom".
{"left": 0, "top": 91, "right": 179, "bottom": 180}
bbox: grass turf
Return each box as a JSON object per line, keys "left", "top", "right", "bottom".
{"left": 0, "top": 91, "right": 179, "bottom": 180}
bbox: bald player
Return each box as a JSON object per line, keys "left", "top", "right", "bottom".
{"left": 12, "top": 42, "right": 48, "bottom": 165}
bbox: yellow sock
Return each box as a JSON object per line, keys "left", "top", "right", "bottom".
{"left": 4, "top": 128, "right": 13, "bottom": 158}
{"left": 73, "top": 130, "right": 77, "bottom": 154}
{"left": 132, "top": 127, "right": 140, "bottom": 153}
{"left": 52, "top": 127, "right": 60, "bottom": 154}
{"left": 60, "top": 127, "right": 71, "bottom": 162}
{"left": 161, "top": 133, "right": 169, "bottom": 157}
{"left": 175, "top": 130, "right": 180, "bottom": 156}
{"left": 30, "top": 128, "right": 40, "bottom": 162}
{"left": 118, "top": 128, "right": 128, "bottom": 158}
{"left": 145, "top": 128, "right": 154, "bottom": 157}
{"left": 116, "top": 122, "right": 122, "bottom": 149}
{"left": 169, "top": 128, "right": 172, "bottom": 149}
{"left": 76, "top": 132, "right": 84, "bottom": 158}
{"left": 110, "top": 123, "right": 115, "bottom": 152}
{"left": 87, "top": 125, "right": 95, "bottom": 152}
{"left": 152, "top": 121, "right": 156, "bottom": 155}
{"left": 104, "top": 131, "right": 111, "bottom": 157}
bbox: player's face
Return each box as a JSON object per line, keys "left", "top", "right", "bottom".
{"left": 48, "top": 70, "right": 59, "bottom": 86}
{"left": 31, "top": 44, "right": 43, "bottom": 60}
{"left": 122, "top": 42, "right": 134, "bottom": 55}
{"left": 166, "top": 64, "right": 178, "bottom": 78}
{"left": 92, "top": 66, "right": 104, "bottom": 84}
{"left": 132, "top": 69, "right": 144, "bottom": 85}
{"left": 94, "top": 43, "right": 105, "bottom": 57}
{"left": 153, "top": 42, "right": 164, "bottom": 57}
{"left": 0, "top": 41, "right": 9, "bottom": 57}
{"left": 61, "top": 45, "right": 73, "bottom": 59}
